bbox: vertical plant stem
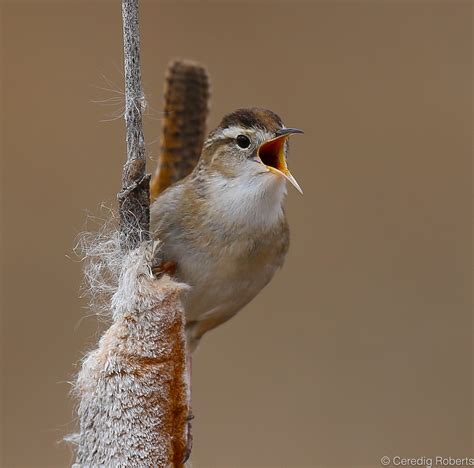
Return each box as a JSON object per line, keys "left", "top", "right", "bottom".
{"left": 119, "top": 0, "right": 150, "bottom": 249}
{"left": 73, "top": 3, "right": 189, "bottom": 465}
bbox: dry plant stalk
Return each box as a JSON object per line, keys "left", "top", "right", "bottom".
{"left": 118, "top": 0, "right": 150, "bottom": 248}
{"left": 72, "top": 0, "right": 189, "bottom": 465}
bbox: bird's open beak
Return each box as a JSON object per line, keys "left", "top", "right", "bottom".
{"left": 257, "top": 128, "right": 303, "bottom": 194}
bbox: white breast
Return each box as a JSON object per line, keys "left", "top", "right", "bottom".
{"left": 206, "top": 170, "right": 287, "bottom": 230}
{"left": 179, "top": 172, "right": 287, "bottom": 324}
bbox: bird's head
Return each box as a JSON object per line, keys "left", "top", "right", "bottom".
{"left": 199, "top": 108, "right": 303, "bottom": 195}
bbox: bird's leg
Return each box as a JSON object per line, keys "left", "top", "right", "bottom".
{"left": 183, "top": 351, "right": 193, "bottom": 463}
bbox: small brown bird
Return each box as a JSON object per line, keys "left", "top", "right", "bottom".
{"left": 150, "top": 107, "right": 303, "bottom": 352}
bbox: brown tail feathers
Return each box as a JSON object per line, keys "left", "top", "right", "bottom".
{"left": 150, "top": 60, "right": 210, "bottom": 201}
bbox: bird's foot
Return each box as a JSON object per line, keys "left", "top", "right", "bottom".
{"left": 151, "top": 260, "right": 177, "bottom": 278}
{"left": 182, "top": 409, "right": 194, "bottom": 464}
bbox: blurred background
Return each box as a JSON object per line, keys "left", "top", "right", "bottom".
{"left": 1, "top": 1, "right": 472, "bottom": 467}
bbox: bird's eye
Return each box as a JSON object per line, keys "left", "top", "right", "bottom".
{"left": 236, "top": 134, "right": 251, "bottom": 149}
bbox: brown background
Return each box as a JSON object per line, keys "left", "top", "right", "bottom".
{"left": 0, "top": 1, "right": 472, "bottom": 467}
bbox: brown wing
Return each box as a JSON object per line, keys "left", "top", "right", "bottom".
{"left": 150, "top": 59, "right": 210, "bottom": 202}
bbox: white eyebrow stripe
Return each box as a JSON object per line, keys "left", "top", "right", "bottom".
{"left": 213, "top": 126, "right": 274, "bottom": 141}
{"left": 219, "top": 126, "right": 246, "bottom": 139}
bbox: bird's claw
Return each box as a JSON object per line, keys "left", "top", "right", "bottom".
{"left": 182, "top": 409, "right": 194, "bottom": 464}
{"left": 151, "top": 260, "right": 177, "bottom": 278}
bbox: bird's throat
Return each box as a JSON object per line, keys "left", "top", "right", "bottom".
{"left": 205, "top": 172, "right": 287, "bottom": 230}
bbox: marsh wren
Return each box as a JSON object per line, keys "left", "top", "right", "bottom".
{"left": 150, "top": 107, "right": 303, "bottom": 351}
